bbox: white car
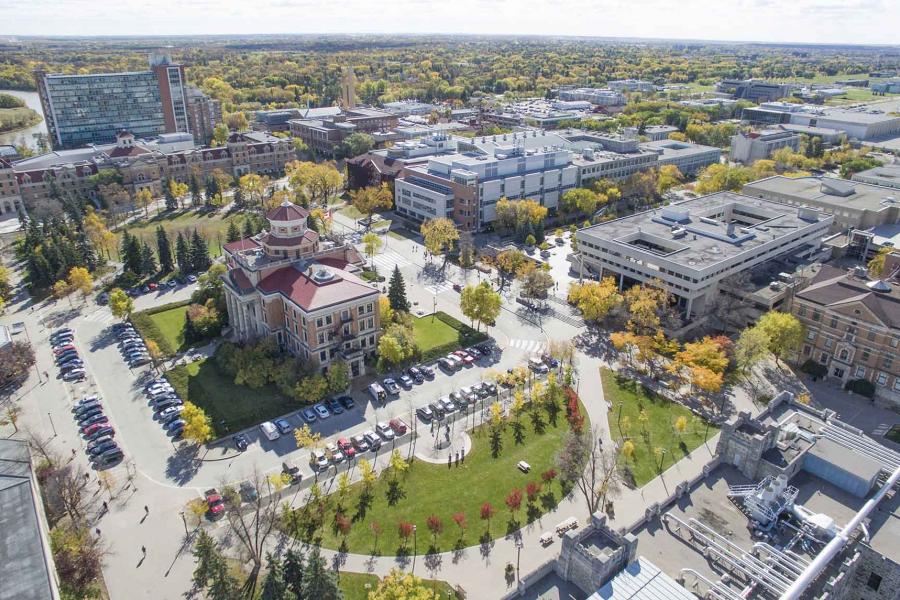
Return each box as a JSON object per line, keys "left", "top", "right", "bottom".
{"left": 376, "top": 422, "right": 395, "bottom": 441}
{"left": 325, "top": 441, "right": 344, "bottom": 463}
{"left": 259, "top": 421, "right": 280, "bottom": 441}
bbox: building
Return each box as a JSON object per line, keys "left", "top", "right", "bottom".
{"left": 575, "top": 192, "right": 833, "bottom": 324}
{"left": 339, "top": 67, "right": 356, "bottom": 109}
{"left": 35, "top": 52, "right": 218, "bottom": 150}
{"left": 852, "top": 163, "right": 900, "bottom": 190}
{"left": 678, "top": 97, "right": 740, "bottom": 111}
{"left": 558, "top": 87, "right": 626, "bottom": 106}
{"left": 8, "top": 130, "right": 292, "bottom": 216}
{"left": 0, "top": 158, "right": 23, "bottom": 216}
{"left": 742, "top": 176, "right": 900, "bottom": 233}
{"left": 381, "top": 100, "right": 439, "bottom": 117}
{"left": 730, "top": 128, "right": 802, "bottom": 164}
{"left": 221, "top": 201, "right": 378, "bottom": 378}
{"left": 185, "top": 86, "right": 222, "bottom": 145}
{"left": 289, "top": 108, "right": 398, "bottom": 155}
{"left": 639, "top": 138, "right": 721, "bottom": 175}
{"left": 717, "top": 78, "right": 794, "bottom": 103}
{"left": 623, "top": 124, "right": 679, "bottom": 141}
{"left": 0, "top": 439, "right": 60, "bottom": 600}
{"left": 743, "top": 102, "right": 900, "bottom": 141}
{"left": 345, "top": 133, "right": 458, "bottom": 189}
{"left": 607, "top": 79, "right": 656, "bottom": 93}
{"left": 779, "top": 122, "right": 845, "bottom": 146}
{"left": 482, "top": 98, "right": 584, "bottom": 129}
{"left": 792, "top": 264, "right": 900, "bottom": 406}
{"left": 872, "top": 80, "right": 900, "bottom": 95}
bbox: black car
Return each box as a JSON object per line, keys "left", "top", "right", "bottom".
{"left": 60, "top": 361, "right": 85, "bottom": 374}
{"left": 416, "top": 405, "right": 434, "bottom": 421}
{"left": 154, "top": 398, "right": 182, "bottom": 410}
{"left": 483, "top": 382, "right": 498, "bottom": 396}
{"left": 55, "top": 351, "right": 79, "bottom": 364}
{"left": 87, "top": 426, "right": 115, "bottom": 440}
{"left": 79, "top": 413, "right": 109, "bottom": 428}
{"left": 407, "top": 367, "right": 425, "bottom": 383}
{"left": 428, "top": 402, "right": 445, "bottom": 420}
{"left": 74, "top": 403, "right": 102, "bottom": 417}
{"left": 88, "top": 440, "right": 118, "bottom": 456}
{"left": 58, "top": 358, "right": 84, "bottom": 370}
{"left": 337, "top": 395, "right": 355, "bottom": 410}
{"left": 420, "top": 365, "right": 435, "bottom": 379}
{"left": 233, "top": 433, "right": 249, "bottom": 451}
{"left": 74, "top": 400, "right": 101, "bottom": 414}
{"left": 95, "top": 449, "right": 124, "bottom": 466}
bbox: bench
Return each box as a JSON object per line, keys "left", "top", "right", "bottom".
{"left": 517, "top": 460, "right": 531, "bottom": 473}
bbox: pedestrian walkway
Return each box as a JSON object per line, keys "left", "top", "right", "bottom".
{"left": 508, "top": 338, "right": 546, "bottom": 353}
{"left": 424, "top": 280, "right": 454, "bottom": 295}
{"left": 369, "top": 249, "right": 411, "bottom": 273}
{"left": 82, "top": 309, "right": 115, "bottom": 325}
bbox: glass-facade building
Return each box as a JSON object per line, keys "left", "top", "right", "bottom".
{"left": 37, "top": 71, "right": 167, "bottom": 149}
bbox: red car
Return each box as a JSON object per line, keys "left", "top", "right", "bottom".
{"left": 53, "top": 344, "right": 76, "bottom": 356}
{"left": 454, "top": 350, "right": 475, "bottom": 365}
{"left": 82, "top": 421, "right": 110, "bottom": 436}
{"left": 389, "top": 418, "right": 408, "bottom": 436}
{"left": 337, "top": 437, "right": 356, "bottom": 459}
{"left": 205, "top": 489, "right": 225, "bottom": 520}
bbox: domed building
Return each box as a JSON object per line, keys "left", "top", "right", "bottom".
{"left": 220, "top": 200, "right": 378, "bottom": 379}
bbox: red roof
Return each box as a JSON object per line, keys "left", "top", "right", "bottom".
{"left": 227, "top": 268, "right": 255, "bottom": 294}
{"left": 223, "top": 238, "right": 260, "bottom": 255}
{"left": 257, "top": 265, "right": 377, "bottom": 311}
{"left": 266, "top": 201, "right": 310, "bottom": 222}
{"left": 260, "top": 230, "right": 319, "bottom": 248}
{"left": 108, "top": 144, "right": 150, "bottom": 158}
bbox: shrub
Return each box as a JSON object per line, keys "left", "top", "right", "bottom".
{"left": 845, "top": 378, "right": 876, "bottom": 398}
{"left": 800, "top": 359, "right": 827, "bottom": 378}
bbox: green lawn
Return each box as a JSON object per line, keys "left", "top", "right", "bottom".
{"left": 338, "top": 572, "right": 459, "bottom": 600}
{"left": 165, "top": 358, "right": 297, "bottom": 438}
{"left": 412, "top": 315, "right": 459, "bottom": 353}
{"left": 116, "top": 208, "right": 250, "bottom": 258}
{"left": 601, "top": 368, "right": 717, "bottom": 487}
{"left": 131, "top": 302, "right": 193, "bottom": 357}
{"left": 286, "top": 400, "right": 575, "bottom": 555}
{"left": 338, "top": 204, "right": 365, "bottom": 220}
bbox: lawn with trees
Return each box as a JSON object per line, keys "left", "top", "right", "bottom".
{"left": 601, "top": 368, "right": 716, "bottom": 486}
{"left": 131, "top": 301, "right": 192, "bottom": 356}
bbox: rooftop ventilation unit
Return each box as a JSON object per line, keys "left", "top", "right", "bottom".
{"left": 311, "top": 268, "right": 334, "bottom": 283}
{"left": 866, "top": 279, "right": 892, "bottom": 293}
{"left": 700, "top": 216, "right": 719, "bottom": 226}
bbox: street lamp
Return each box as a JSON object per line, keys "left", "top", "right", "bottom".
{"left": 180, "top": 511, "right": 188, "bottom": 535}
{"left": 515, "top": 537, "right": 524, "bottom": 582}
{"left": 47, "top": 412, "right": 57, "bottom": 437}
{"left": 412, "top": 525, "right": 418, "bottom": 573}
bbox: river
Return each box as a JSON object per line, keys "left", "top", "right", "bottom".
{"left": 0, "top": 89, "right": 48, "bottom": 151}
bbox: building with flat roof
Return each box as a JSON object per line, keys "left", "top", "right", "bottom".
{"left": 742, "top": 175, "right": 900, "bottom": 233}
{"left": 381, "top": 100, "right": 439, "bottom": 117}
{"left": 852, "top": 163, "right": 900, "bottom": 190}
{"left": 607, "top": 79, "right": 656, "bottom": 93}
{"left": 731, "top": 128, "right": 802, "bottom": 164}
{"left": 717, "top": 78, "right": 795, "bottom": 103}
{"left": 288, "top": 107, "right": 397, "bottom": 155}
{"left": 575, "top": 192, "right": 832, "bottom": 323}
{"left": 639, "top": 138, "right": 721, "bottom": 175}
{"left": 742, "top": 103, "right": 900, "bottom": 141}
{"left": 0, "top": 439, "right": 59, "bottom": 600}
{"left": 558, "top": 87, "right": 626, "bottom": 106}
{"left": 622, "top": 124, "right": 679, "bottom": 141}
{"left": 221, "top": 201, "right": 377, "bottom": 378}
{"left": 345, "top": 133, "right": 459, "bottom": 189}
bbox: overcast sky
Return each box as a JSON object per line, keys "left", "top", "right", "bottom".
{"left": 1, "top": 0, "right": 897, "bottom": 45}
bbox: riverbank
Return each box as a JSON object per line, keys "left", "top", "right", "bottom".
{"left": 0, "top": 107, "right": 42, "bottom": 136}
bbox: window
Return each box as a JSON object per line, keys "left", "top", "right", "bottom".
{"left": 838, "top": 349, "right": 849, "bottom": 361}
{"left": 866, "top": 573, "right": 882, "bottom": 591}
{"left": 824, "top": 338, "right": 833, "bottom": 349}
{"left": 806, "top": 330, "right": 816, "bottom": 341}
{"left": 319, "top": 351, "right": 327, "bottom": 362}
{"left": 894, "top": 378, "right": 900, "bottom": 392}
{"left": 867, "top": 329, "right": 876, "bottom": 341}
{"left": 812, "top": 310, "right": 821, "bottom": 322}
{"left": 855, "top": 365, "right": 866, "bottom": 378}
{"left": 803, "top": 345, "right": 811, "bottom": 356}
{"left": 820, "top": 352, "right": 829, "bottom": 364}
{"left": 862, "top": 349, "right": 871, "bottom": 361}
{"left": 829, "top": 317, "right": 838, "bottom": 328}
{"left": 325, "top": 315, "right": 333, "bottom": 325}
{"left": 876, "top": 372, "right": 887, "bottom": 386}
{"left": 884, "top": 356, "right": 893, "bottom": 370}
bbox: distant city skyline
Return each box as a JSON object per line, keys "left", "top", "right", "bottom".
{"left": 1, "top": 0, "right": 898, "bottom": 46}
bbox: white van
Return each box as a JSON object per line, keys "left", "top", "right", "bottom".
{"left": 259, "top": 421, "right": 280, "bottom": 441}
{"left": 368, "top": 382, "right": 387, "bottom": 404}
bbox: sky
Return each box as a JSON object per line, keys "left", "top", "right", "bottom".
{"left": 1, "top": 0, "right": 898, "bottom": 45}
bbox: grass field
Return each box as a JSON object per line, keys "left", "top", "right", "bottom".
{"left": 601, "top": 368, "right": 717, "bottom": 486}
{"left": 412, "top": 314, "right": 460, "bottom": 352}
{"left": 131, "top": 301, "right": 192, "bottom": 357}
{"left": 338, "top": 572, "right": 459, "bottom": 600}
{"left": 165, "top": 358, "right": 297, "bottom": 438}
{"left": 338, "top": 204, "right": 365, "bottom": 220}
{"left": 116, "top": 208, "right": 251, "bottom": 259}
{"left": 286, "top": 399, "right": 576, "bottom": 555}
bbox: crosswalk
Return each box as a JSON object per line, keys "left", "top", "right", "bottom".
{"left": 424, "top": 281, "right": 454, "bottom": 295}
{"left": 368, "top": 249, "right": 411, "bottom": 273}
{"left": 82, "top": 309, "right": 115, "bottom": 325}
{"left": 508, "top": 338, "right": 546, "bottom": 354}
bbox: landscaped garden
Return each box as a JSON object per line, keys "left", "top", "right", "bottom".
{"left": 165, "top": 357, "right": 296, "bottom": 438}
{"left": 283, "top": 387, "right": 582, "bottom": 555}
{"left": 338, "top": 572, "right": 459, "bottom": 600}
{"left": 131, "top": 301, "right": 192, "bottom": 356}
{"left": 886, "top": 425, "right": 900, "bottom": 446}
{"left": 601, "top": 368, "right": 717, "bottom": 486}
{"left": 413, "top": 311, "right": 489, "bottom": 362}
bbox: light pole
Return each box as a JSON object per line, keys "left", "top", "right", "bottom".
{"left": 47, "top": 412, "right": 57, "bottom": 437}
{"left": 412, "top": 525, "right": 418, "bottom": 573}
{"left": 516, "top": 537, "right": 524, "bottom": 582}
{"left": 180, "top": 511, "right": 188, "bottom": 535}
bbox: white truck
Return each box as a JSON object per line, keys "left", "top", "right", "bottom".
{"left": 368, "top": 382, "right": 387, "bottom": 404}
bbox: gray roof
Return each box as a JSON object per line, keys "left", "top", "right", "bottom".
{"left": 639, "top": 139, "right": 720, "bottom": 158}
{"left": 590, "top": 557, "right": 697, "bottom": 600}
{"left": 854, "top": 163, "right": 900, "bottom": 183}
{"left": 808, "top": 438, "right": 882, "bottom": 483}
{"left": 0, "top": 440, "right": 56, "bottom": 600}
{"left": 795, "top": 264, "right": 900, "bottom": 329}
{"left": 743, "top": 176, "right": 900, "bottom": 213}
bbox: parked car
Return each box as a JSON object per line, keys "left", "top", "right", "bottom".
{"left": 63, "top": 369, "right": 87, "bottom": 382}
{"left": 376, "top": 421, "right": 395, "bottom": 441}
{"left": 483, "top": 382, "right": 499, "bottom": 396}
{"left": 76, "top": 406, "right": 104, "bottom": 421}
{"left": 89, "top": 441, "right": 118, "bottom": 457}
{"left": 87, "top": 425, "right": 115, "bottom": 440}
{"left": 259, "top": 421, "right": 280, "bottom": 441}
{"left": 541, "top": 353, "right": 559, "bottom": 369}
{"left": 363, "top": 430, "right": 382, "bottom": 450}
{"left": 389, "top": 418, "right": 408, "bottom": 436}
{"left": 368, "top": 382, "right": 387, "bottom": 404}
{"left": 81, "top": 418, "right": 109, "bottom": 434}
{"left": 466, "top": 346, "right": 481, "bottom": 358}
{"left": 55, "top": 352, "right": 79, "bottom": 364}
{"left": 540, "top": 249, "right": 552, "bottom": 258}
{"left": 382, "top": 378, "right": 401, "bottom": 395}
{"left": 428, "top": 402, "right": 445, "bottom": 420}
{"left": 454, "top": 350, "right": 475, "bottom": 365}
{"left": 528, "top": 356, "right": 549, "bottom": 373}
{"left": 282, "top": 461, "right": 302, "bottom": 484}
{"left": 337, "top": 437, "right": 356, "bottom": 459}
{"left": 326, "top": 398, "right": 344, "bottom": 415}
{"left": 239, "top": 481, "right": 259, "bottom": 502}
{"left": 233, "top": 433, "right": 249, "bottom": 452}
{"left": 59, "top": 359, "right": 85, "bottom": 371}
{"left": 309, "top": 449, "right": 329, "bottom": 471}
{"left": 51, "top": 327, "right": 74, "bottom": 338}
{"left": 53, "top": 344, "right": 76, "bottom": 356}
{"left": 300, "top": 407, "right": 317, "bottom": 424}
{"left": 398, "top": 374, "right": 414, "bottom": 389}
{"left": 158, "top": 405, "right": 183, "bottom": 421}
{"left": 313, "top": 403, "right": 330, "bottom": 419}
{"left": 74, "top": 399, "right": 101, "bottom": 414}
{"left": 439, "top": 396, "right": 457, "bottom": 413}
{"left": 275, "top": 418, "right": 293, "bottom": 434}
{"left": 337, "top": 395, "right": 355, "bottom": 410}
{"left": 186, "top": 274, "right": 198, "bottom": 283}
{"left": 416, "top": 405, "right": 434, "bottom": 421}
{"left": 166, "top": 419, "right": 186, "bottom": 432}
{"left": 95, "top": 449, "right": 124, "bottom": 467}
{"left": 420, "top": 365, "right": 435, "bottom": 379}
{"left": 351, "top": 434, "right": 370, "bottom": 453}
{"left": 325, "top": 441, "right": 344, "bottom": 463}
{"left": 407, "top": 367, "right": 424, "bottom": 383}
{"left": 153, "top": 398, "right": 182, "bottom": 410}
{"left": 51, "top": 335, "right": 74, "bottom": 347}
{"left": 205, "top": 489, "right": 225, "bottom": 520}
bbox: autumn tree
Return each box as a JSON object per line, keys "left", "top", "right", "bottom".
{"left": 350, "top": 183, "right": 393, "bottom": 228}
{"left": 555, "top": 426, "right": 621, "bottom": 515}
{"left": 371, "top": 569, "right": 438, "bottom": 599}
{"left": 755, "top": 311, "right": 804, "bottom": 366}
{"left": 66, "top": 266, "right": 93, "bottom": 301}
{"left": 108, "top": 288, "right": 133, "bottom": 320}
{"left": 735, "top": 325, "right": 771, "bottom": 375}
{"left": 868, "top": 247, "right": 894, "bottom": 278}
{"left": 623, "top": 280, "right": 670, "bottom": 335}
{"left": 656, "top": 164, "right": 683, "bottom": 196}
{"left": 420, "top": 217, "right": 459, "bottom": 266}
{"left": 133, "top": 188, "right": 153, "bottom": 218}
{"left": 568, "top": 277, "right": 623, "bottom": 322}
{"left": 494, "top": 248, "right": 527, "bottom": 290}
{"left": 181, "top": 401, "right": 214, "bottom": 444}
{"left": 362, "top": 232, "right": 382, "bottom": 269}
{"left": 559, "top": 188, "right": 600, "bottom": 217}
{"left": 460, "top": 281, "right": 501, "bottom": 331}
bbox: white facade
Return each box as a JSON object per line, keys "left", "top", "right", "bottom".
{"left": 730, "top": 129, "right": 801, "bottom": 164}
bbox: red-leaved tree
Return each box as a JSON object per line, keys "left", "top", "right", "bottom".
{"left": 426, "top": 514, "right": 443, "bottom": 545}
{"left": 506, "top": 488, "right": 523, "bottom": 517}
{"left": 480, "top": 502, "right": 495, "bottom": 533}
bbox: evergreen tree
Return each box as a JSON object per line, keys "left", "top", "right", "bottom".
{"left": 190, "top": 174, "right": 202, "bottom": 207}
{"left": 233, "top": 186, "right": 245, "bottom": 208}
{"left": 163, "top": 178, "right": 178, "bottom": 211}
{"left": 242, "top": 217, "right": 255, "bottom": 238}
{"left": 139, "top": 241, "right": 157, "bottom": 275}
{"left": 226, "top": 221, "right": 241, "bottom": 243}
{"left": 282, "top": 549, "right": 305, "bottom": 599}
{"left": 260, "top": 554, "right": 290, "bottom": 600}
{"left": 156, "top": 225, "right": 174, "bottom": 272}
{"left": 189, "top": 229, "right": 211, "bottom": 272}
{"left": 175, "top": 232, "right": 190, "bottom": 274}
{"left": 204, "top": 176, "right": 218, "bottom": 206}
{"left": 387, "top": 265, "right": 410, "bottom": 312}
{"left": 121, "top": 231, "right": 143, "bottom": 275}
{"left": 299, "top": 547, "right": 341, "bottom": 600}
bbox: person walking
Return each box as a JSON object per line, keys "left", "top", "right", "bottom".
{"left": 144, "top": 505, "right": 149, "bottom": 515}
{"left": 141, "top": 545, "right": 146, "bottom": 556}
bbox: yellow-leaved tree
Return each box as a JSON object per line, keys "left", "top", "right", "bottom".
{"left": 180, "top": 401, "right": 213, "bottom": 444}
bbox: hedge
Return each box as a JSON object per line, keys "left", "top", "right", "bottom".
{"left": 800, "top": 359, "right": 827, "bottom": 378}
{"left": 130, "top": 299, "right": 192, "bottom": 357}
{"left": 844, "top": 378, "right": 876, "bottom": 398}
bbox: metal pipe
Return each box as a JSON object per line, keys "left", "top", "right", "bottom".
{"left": 780, "top": 464, "right": 900, "bottom": 600}
{"left": 679, "top": 568, "right": 744, "bottom": 600}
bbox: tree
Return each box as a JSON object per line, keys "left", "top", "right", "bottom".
{"left": 623, "top": 280, "right": 670, "bottom": 335}
{"left": 425, "top": 514, "right": 443, "bottom": 547}
{"left": 169, "top": 179, "right": 189, "bottom": 209}
{"left": 656, "top": 164, "right": 683, "bottom": 196}
{"left": 735, "top": 325, "right": 771, "bottom": 374}
{"left": 480, "top": 502, "right": 495, "bottom": 534}
{"left": 388, "top": 449, "right": 409, "bottom": 480}
{"left": 155, "top": 226, "right": 174, "bottom": 273}
{"left": 82, "top": 208, "right": 115, "bottom": 260}
{"left": 294, "top": 424, "right": 322, "bottom": 449}
{"left": 519, "top": 266, "right": 554, "bottom": 300}
{"left": 239, "top": 173, "right": 268, "bottom": 212}
{"left": 260, "top": 553, "right": 288, "bottom": 600}
{"left": 108, "top": 288, "right": 133, "bottom": 320}
{"left": 67, "top": 266, "right": 93, "bottom": 301}
{"left": 145, "top": 339, "right": 163, "bottom": 373}
{"left": 120, "top": 231, "right": 143, "bottom": 275}
{"left": 359, "top": 459, "right": 377, "bottom": 489}
{"left": 420, "top": 217, "right": 459, "bottom": 265}
{"left": 191, "top": 530, "right": 241, "bottom": 600}
{"left": 0, "top": 342, "right": 35, "bottom": 387}
{"left": 225, "top": 221, "right": 241, "bottom": 244}
{"left": 675, "top": 336, "right": 729, "bottom": 375}
{"left": 175, "top": 232, "right": 190, "bottom": 274}
{"left": 337, "top": 132, "right": 374, "bottom": 158}
{"left": 212, "top": 123, "right": 229, "bottom": 147}
{"left": 555, "top": 426, "right": 621, "bottom": 515}
{"left": 494, "top": 248, "right": 527, "bottom": 290}
{"left": 139, "top": 241, "right": 157, "bottom": 275}
{"left": 755, "top": 311, "right": 804, "bottom": 366}
{"left": 189, "top": 229, "right": 212, "bottom": 272}
{"left": 460, "top": 281, "right": 501, "bottom": 331}
{"left": 52, "top": 279, "right": 73, "bottom": 305}
{"left": 868, "top": 247, "right": 893, "bottom": 278}
{"left": 567, "top": 278, "right": 623, "bottom": 322}
{"left": 133, "top": 188, "right": 153, "bottom": 218}
{"left": 387, "top": 265, "right": 410, "bottom": 312}
{"left": 181, "top": 402, "right": 214, "bottom": 444}
{"left": 621, "top": 439, "right": 635, "bottom": 463}
{"left": 362, "top": 232, "right": 382, "bottom": 269}
{"left": 505, "top": 488, "right": 523, "bottom": 519}
{"left": 559, "top": 188, "right": 599, "bottom": 217}
{"left": 372, "top": 568, "right": 437, "bottom": 599}
{"left": 350, "top": 184, "right": 393, "bottom": 228}
{"left": 224, "top": 111, "right": 249, "bottom": 132}
{"left": 325, "top": 360, "right": 350, "bottom": 394}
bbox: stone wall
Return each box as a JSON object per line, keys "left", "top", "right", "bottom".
{"left": 554, "top": 513, "right": 637, "bottom": 595}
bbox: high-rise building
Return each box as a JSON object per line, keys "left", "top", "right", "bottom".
{"left": 35, "top": 52, "right": 203, "bottom": 150}
{"left": 185, "top": 86, "right": 222, "bottom": 145}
